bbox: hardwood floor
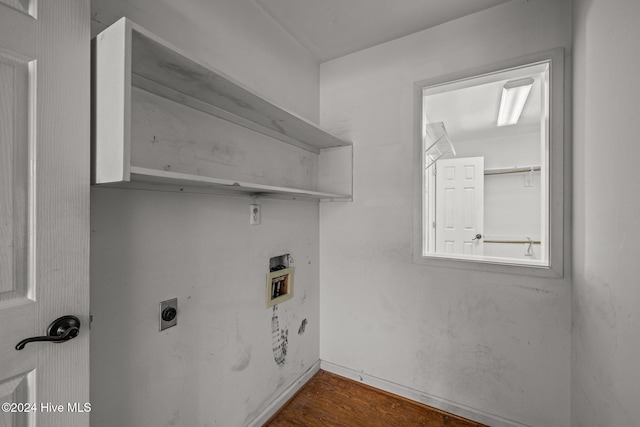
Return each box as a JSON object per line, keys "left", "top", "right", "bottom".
{"left": 264, "top": 370, "right": 487, "bottom": 427}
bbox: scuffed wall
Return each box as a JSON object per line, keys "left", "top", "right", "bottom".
{"left": 572, "top": 0, "right": 640, "bottom": 425}
{"left": 91, "top": 191, "right": 319, "bottom": 426}
{"left": 319, "top": 1, "right": 571, "bottom": 425}
{"left": 89, "top": 1, "right": 320, "bottom": 426}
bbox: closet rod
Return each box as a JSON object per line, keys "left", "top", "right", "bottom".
{"left": 484, "top": 239, "right": 541, "bottom": 244}
{"left": 484, "top": 166, "right": 541, "bottom": 176}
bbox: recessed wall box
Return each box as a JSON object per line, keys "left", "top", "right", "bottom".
{"left": 266, "top": 268, "right": 294, "bottom": 307}
{"left": 269, "top": 254, "right": 290, "bottom": 271}
{"left": 160, "top": 298, "right": 178, "bottom": 331}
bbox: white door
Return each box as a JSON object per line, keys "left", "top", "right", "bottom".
{"left": 435, "top": 157, "right": 484, "bottom": 256}
{"left": 0, "top": 1, "right": 89, "bottom": 426}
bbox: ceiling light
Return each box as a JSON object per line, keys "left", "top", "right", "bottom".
{"left": 497, "top": 77, "right": 534, "bottom": 127}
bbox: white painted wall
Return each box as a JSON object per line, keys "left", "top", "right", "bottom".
{"left": 572, "top": 0, "right": 640, "bottom": 425}
{"left": 91, "top": 191, "right": 319, "bottom": 426}
{"left": 89, "top": 1, "right": 321, "bottom": 426}
{"left": 319, "top": 1, "right": 572, "bottom": 426}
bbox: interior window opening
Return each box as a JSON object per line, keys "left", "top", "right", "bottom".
{"left": 421, "top": 61, "right": 550, "bottom": 267}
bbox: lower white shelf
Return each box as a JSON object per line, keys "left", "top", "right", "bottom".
{"left": 97, "top": 167, "right": 352, "bottom": 201}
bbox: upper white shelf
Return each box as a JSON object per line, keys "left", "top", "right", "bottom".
{"left": 91, "top": 18, "right": 353, "bottom": 201}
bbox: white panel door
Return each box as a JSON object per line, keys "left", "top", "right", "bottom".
{"left": 0, "top": 1, "right": 89, "bottom": 426}
{"left": 435, "top": 157, "right": 484, "bottom": 256}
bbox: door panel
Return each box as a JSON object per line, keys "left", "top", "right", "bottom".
{"left": 462, "top": 187, "right": 476, "bottom": 229}
{"left": 0, "top": 372, "right": 34, "bottom": 427}
{"left": 0, "top": 2, "right": 89, "bottom": 426}
{"left": 435, "top": 157, "right": 484, "bottom": 256}
{"left": 0, "top": 51, "right": 30, "bottom": 302}
{"left": 0, "top": 12, "right": 38, "bottom": 422}
{"left": 0, "top": 0, "right": 31, "bottom": 15}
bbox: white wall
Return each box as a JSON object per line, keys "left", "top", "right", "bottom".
{"left": 91, "top": 192, "right": 319, "bottom": 426}
{"left": 89, "top": 1, "right": 321, "bottom": 426}
{"left": 572, "top": 0, "right": 640, "bottom": 425}
{"left": 319, "top": 1, "right": 572, "bottom": 426}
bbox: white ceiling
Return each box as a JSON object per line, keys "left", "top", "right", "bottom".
{"left": 423, "top": 64, "right": 547, "bottom": 144}
{"left": 253, "top": 0, "right": 512, "bottom": 62}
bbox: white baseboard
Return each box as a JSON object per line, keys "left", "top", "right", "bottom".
{"left": 247, "top": 360, "right": 321, "bottom": 427}
{"left": 320, "top": 360, "right": 529, "bottom": 427}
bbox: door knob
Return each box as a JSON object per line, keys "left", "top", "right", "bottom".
{"left": 472, "top": 234, "right": 482, "bottom": 241}
{"left": 15, "top": 315, "right": 81, "bottom": 350}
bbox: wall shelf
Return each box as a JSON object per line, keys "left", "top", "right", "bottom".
{"left": 91, "top": 18, "right": 352, "bottom": 201}
{"left": 99, "top": 167, "right": 350, "bottom": 201}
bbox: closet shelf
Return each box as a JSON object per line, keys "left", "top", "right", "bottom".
{"left": 91, "top": 18, "right": 352, "bottom": 201}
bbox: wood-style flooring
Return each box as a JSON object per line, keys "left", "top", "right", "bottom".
{"left": 264, "top": 370, "right": 487, "bottom": 427}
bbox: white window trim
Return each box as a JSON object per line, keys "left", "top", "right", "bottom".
{"left": 412, "top": 48, "right": 567, "bottom": 278}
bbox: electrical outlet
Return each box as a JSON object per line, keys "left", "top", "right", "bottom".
{"left": 250, "top": 204, "right": 261, "bottom": 225}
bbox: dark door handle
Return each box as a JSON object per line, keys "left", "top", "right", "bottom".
{"left": 472, "top": 234, "right": 482, "bottom": 241}
{"left": 15, "top": 315, "right": 81, "bottom": 350}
